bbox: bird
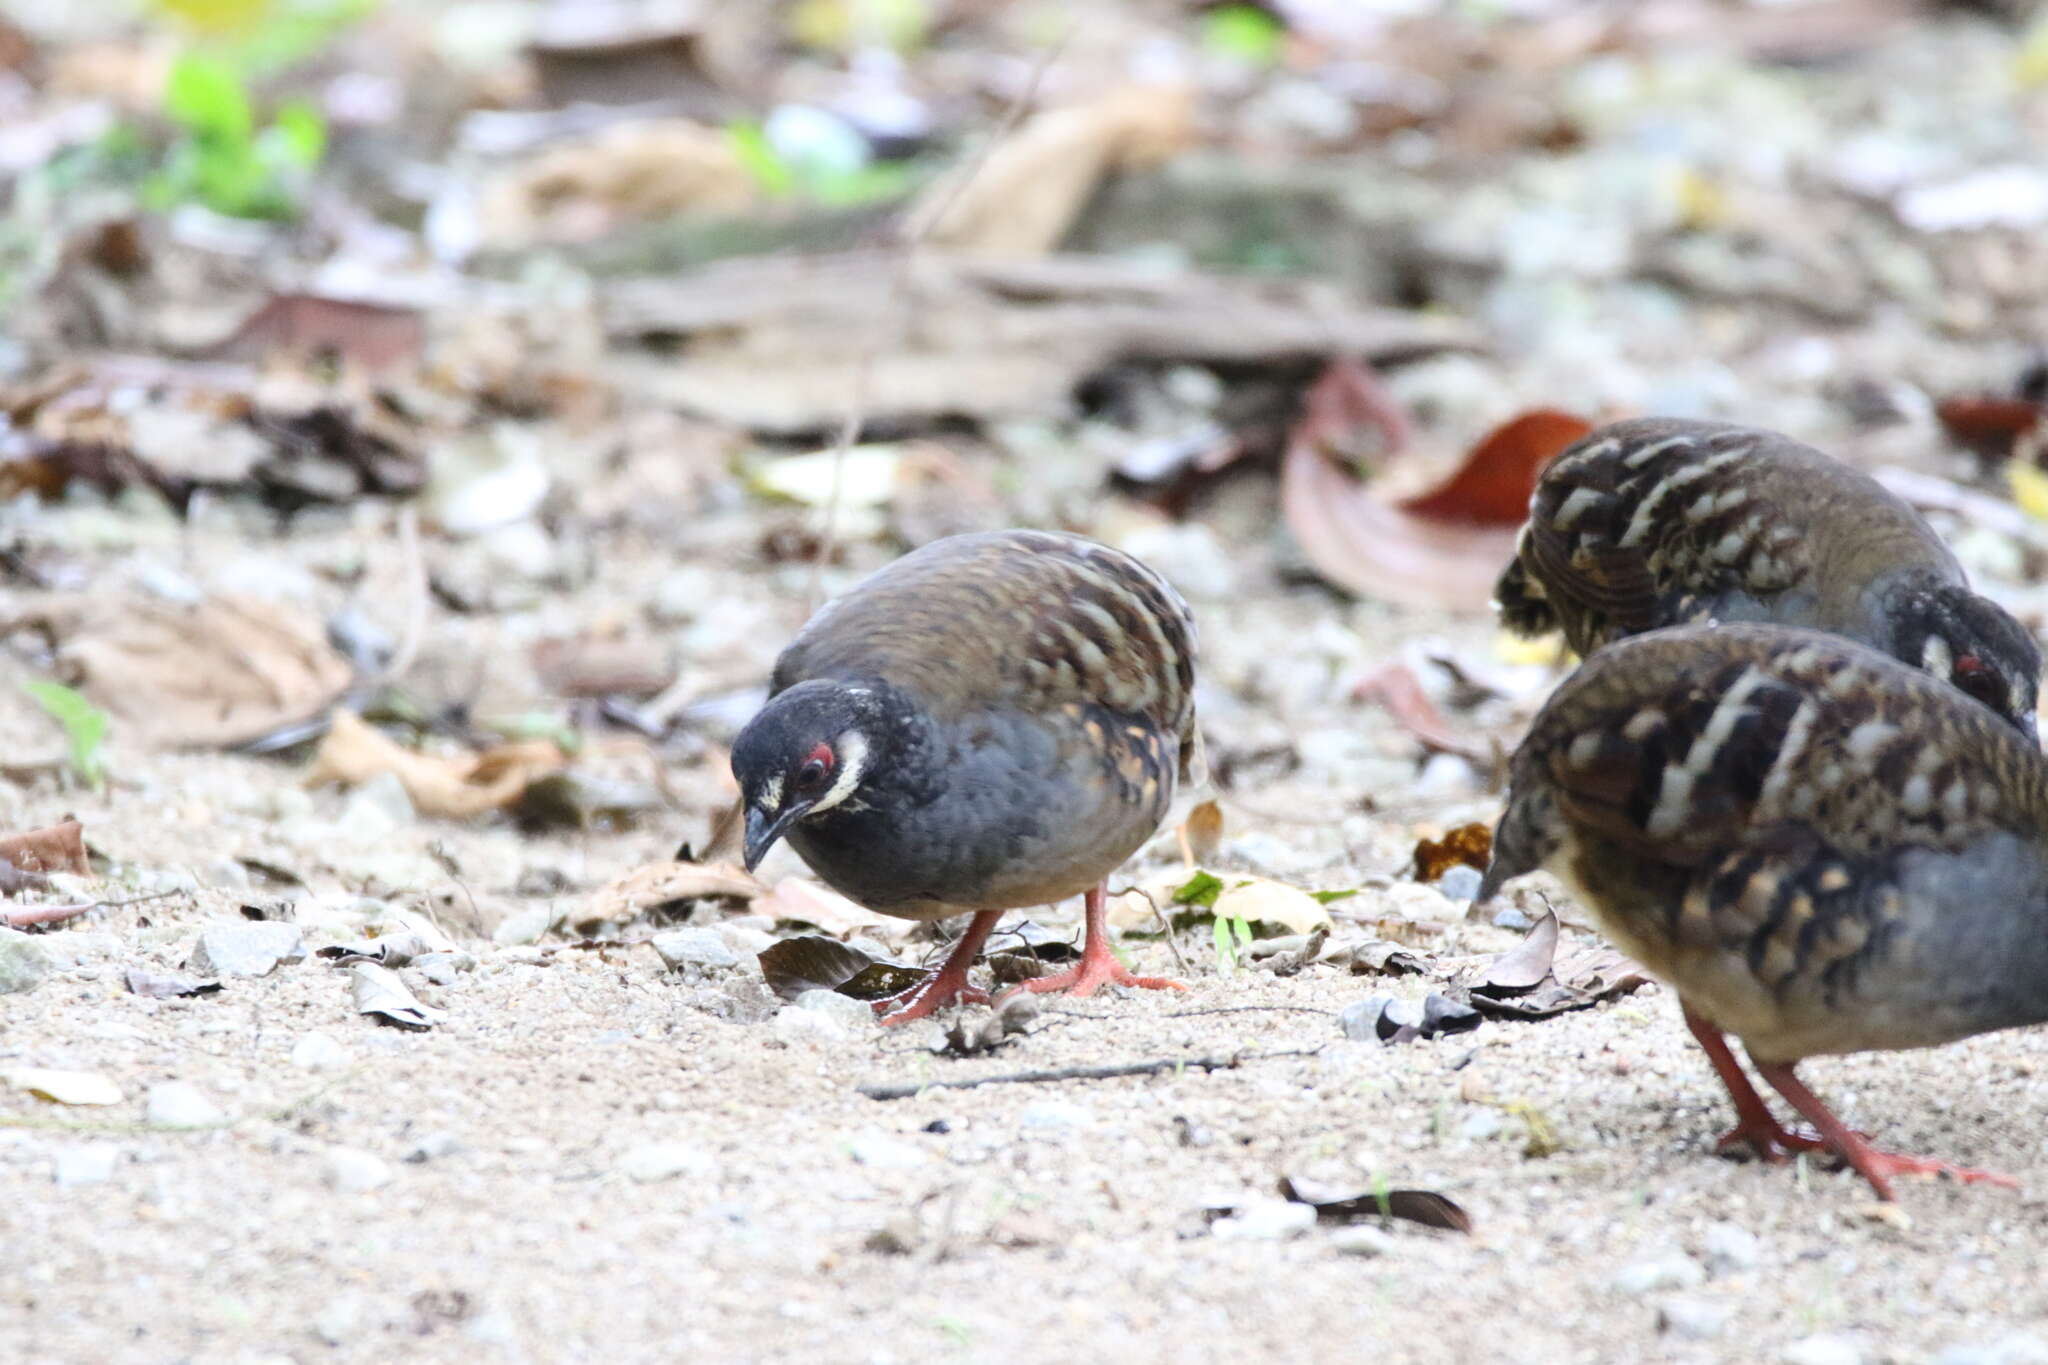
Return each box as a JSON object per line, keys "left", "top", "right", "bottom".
{"left": 1494, "top": 416, "right": 2041, "bottom": 739}
{"left": 730, "top": 529, "right": 1197, "bottom": 1025}
{"left": 1479, "top": 622, "right": 2048, "bottom": 1199}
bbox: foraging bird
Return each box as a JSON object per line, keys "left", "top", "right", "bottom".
{"left": 731, "top": 529, "right": 1196, "bottom": 1025}
{"left": 1495, "top": 417, "right": 2041, "bottom": 738}
{"left": 1480, "top": 623, "right": 2048, "bottom": 1199}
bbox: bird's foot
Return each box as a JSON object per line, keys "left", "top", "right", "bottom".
{"left": 1840, "top": 1145, "right": 2022, "bottom": 1198}
{"left": 1712, "top": 1118, "right": 1839, "bottom": 1163}
{"left": 1001, "top": 941, "right": 1185, "bottom": 1001}
{"left": 872, "top": 973, "right": 992, "bottom": 1027}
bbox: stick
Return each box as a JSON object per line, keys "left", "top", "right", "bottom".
{"left": 1, "top": 889, "right": 176, "bottom": 929}
{"left": 857, "top": 1045, "right": 1324, "bottom": 1101}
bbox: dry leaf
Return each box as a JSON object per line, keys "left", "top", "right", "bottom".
{"left": 305, "top": 712, "right": 567, "bottom": 819}
{"left": 532, "top": 633, "right": 676, "bottom": 699}
{"left": 1479, "top": 910, "right": 1559, "bottom": 992}
{"left": 1178, "top": 799, "right": 1223, "bottom": 865}
{"left": 124, "top": 967, "right": 223, "bottom": 998}
{"left": 906, "top": 86, "right": 1195, "bottom": 256}
{"left": 0, "top": 820, "right": 89, "bottom": 877}
{"left": 1282, "top": 359, "right": 1586, "bottom": 612}
{"left": 349, "top": 961, "right": 444, "bottom": 1030}
{"left": 1354, "top": 663, "right": 1493, "bottom": 764}
{"left": 756, "top": 935, "right": 926, "bottom": 1002}
{"left": 6, "top": 1067, "right": 123, "bottom": 1106}
{"left": 583, "top": 860, "right": 764, "bottom": 924}
{"left": 480, "top": 119, "right": 757, "bottom": 250}
{"left": 1211, "top": 879, "right": 1331, "bottom": 935}
{"left": 1937, "top": 395, "right": 2047, "bottom": 464}
{"left": 1277, "top": 1175, "right": 1474, "bottom": 1234}
{"left": 206, "top": 293, "right": 425, "bottom": 372}
{"left": 18, "top": 595, "right": 353, "bottom": 749}
{"left": 1411, "top": 822, "right": 1493, "bottom": 883}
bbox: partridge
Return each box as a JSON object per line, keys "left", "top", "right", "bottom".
{"left": 731, "top": 529, "right": 1196, "bottom": 1025}
{"left": 1496, "top": 417, "right": 2041, "bottom": 738}
{"left": 1481, "top": 622, "right": 2048, "bottom": 1199}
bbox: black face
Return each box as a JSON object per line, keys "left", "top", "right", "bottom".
{"left": 1911, "top": 587, "right": 2042, "bottom": 741}
{"left": 729, "top": 680, "right": 880, "bottom": 870}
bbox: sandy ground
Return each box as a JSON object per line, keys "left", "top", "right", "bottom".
{"left": 5, "top": 477, "right": 2048, "bottom": 1365}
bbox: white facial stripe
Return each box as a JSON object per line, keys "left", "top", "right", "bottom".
{"left": 807, "top": 730, "right": 870, "bottom": 816}
{"left": 1921, "top": 635, "right": 1953, "bottom": 679}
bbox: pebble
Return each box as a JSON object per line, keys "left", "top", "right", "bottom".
{"left": 0, "top": 928, "right": 54, "bottom": 994}
{"left": 1434, "top": 864, "right": 1484, "bottom": 903}
{"left": 312, "top": 1297, "right": 362, "bottom": 1347}
{"left": 187, "top": 921, "right": 305, "bottom": 977}
{"left": 771, "top": 1005, "right": 847, "bottom": 1045}
{"left": 52, "top": 1144, "right": 120, "bottom": 1187}
{"left": 1611, "top": 1248, "right": 1706, "bottom": 1296}
{"left": 847, "top": 1130, "right": 926, "bottom": 1170}
{"left": 1329, "top": 1225, "right": 1396, "bottom": 1257}
{"left": 1211, "top": 1197, "right": 1317, "bottom": 1241}
{"left": 145, "top": 1081, "right": 227, "bottom": 1129}
{"left": 715, "top": 922, "right": 777, "bottom": 958}
{"left": 1934, "top": 1333, "right": 2048, "bottom": 1365}
{"left": 491, "top": 905, "right": 561, "bottom": 946}
{"left": 792, "top": 989, "right": 874, "bottom": 1030}
{"left": 290, "top": 1031, "right": 351, "bottom": 1072}
{"left": 652, "top": 928, "right": 739, "bottom": 973}
{"left": 1702, "top": 1220, "right": 1762, "bottom": 1273}
{"left": 1338, "top": 996, "right": 1394, "bottom": 1042}
{"left": 338, "top": 771, "right": 415, "bottom": 840}
{"left": 1459, "top": 1109, "right": 1504, "bottom": 1141}
{"left": 1492, "top": 907, "right": 1534, "bottom": 932}
{"left": 1781, "top": 1333, "right": 1866, "bottom": 1365}
{"left": 1019, "top": 1100, "right": 1091, "bottom": 1133}
{"left": 618, "top": 1142, "right": 713, "bottom": 1183}
{"left": 1657, "top": 1296, "right": 1731, "bottom": 1341}
{"left": 324, "top": 1145, "right": 394, "bottom": 1194}
{"left": 414, "top": 951, "right": 474, "bottom": 986}
{"left": 404, "top": 1132, "right": 465, "bottom": 1164}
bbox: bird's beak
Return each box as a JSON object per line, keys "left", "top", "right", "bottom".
{"left": 743, "top": 803, "right": 807, "bottom": 872}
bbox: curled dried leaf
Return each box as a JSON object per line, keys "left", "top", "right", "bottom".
{"left": 0, "top": 820, "right": 89, "bottom": 877}
{"left": 305, "top": 712, "right": 567, "bottom": 819}
{"left": 584, "top": 859, "right": 763, "bottom": 924}
{"left": 756, "top": 935, "right": 928, "bottom": 1002}
{"left": 1277, "top": 1175, "right": 1474, "bottom": 1234}
{"left": 1411, "top": 822, "right": 1493, "bottom": 882}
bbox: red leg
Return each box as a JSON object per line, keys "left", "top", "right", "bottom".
{"left": 1682, "top": 1005, "right": 1832, "bottom": 1161}
{"left": 1750, "top": 1058, "right": 2022, "bottom": 1202}
{"left": 1002, "top": 885, "right": 1186, "bottom": 1001}
{"left": 874, "top": 910, "right": 1001, "bottom": 1027}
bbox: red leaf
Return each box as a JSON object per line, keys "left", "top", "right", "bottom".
{"left": 1398, "top": 409, "right": 1592, "bottom": 525}
{"left": 1937, "top": 396, "right": 2048, "bottom": 463}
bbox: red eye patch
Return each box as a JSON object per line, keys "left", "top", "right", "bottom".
{"left": 805, "top": 742, "right": 834, "bottom": 768}
{"left": 1956, "top": 654, "right": 1988, "bottom": 677}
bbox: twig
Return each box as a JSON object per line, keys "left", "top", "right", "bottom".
{"left": 803, "top": 26, "right": 1076, "bottom": 612}
{"left": 1116, "top": 883, "right": 1191, "bottom": 977}
{"left": 367, "top": 502, "right": 427, "bottom": 685}
{"left": 857, "top": 1045, "right": 1324, "bottom": 1101}
{"left": 1167, "top": 1005, "right": 1336, "bottom": 1019}
{"left": 2, "top": 888, "right": 177, "bottom": 929}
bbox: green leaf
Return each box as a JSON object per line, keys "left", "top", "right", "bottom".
{"left": 1202, "top": 5, "right": 1284, "bottom": 66}
{"left": 164, "top": 53, "right": 254, "bottom": 145}
{"left": 22, "top": 680, "right": 109, "bottom": 790}
{"left": 1310, "top": 888, "right": 1359, "bottom": 905}
{"left": 726, "top": 121, "right": 795, "bottom": 198}
{"left": 267, "top": 100, "right": 326, "bottom": 167}
{"left": 1171, "top": 870, "right": 1224, "bottom": 909}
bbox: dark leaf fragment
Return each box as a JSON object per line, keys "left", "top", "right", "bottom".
{"left": 124, "top": 968, "right": 223, "bottom": 999}
{"left": 1278, "top": 1176, "right": 1474, "bottom": 1234}
{"left": 757, "top": 935, "right": 928, "bottom": 1002}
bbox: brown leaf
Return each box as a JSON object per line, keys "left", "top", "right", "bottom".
{"left": 207, "top": 293, "right": 425, "bottom": 372}
{"left": 905, "top": 86, "right": 1195, "bottom": 257}
{"left": 1411, "top": 822, "right": 1493, "bottom": 882}
{"left": 304, "top": 712, "right": 568, "bottom": 819}
{"left": 1467, "top": 932, "right": 1652, "bottom": 1020}
{"left": 1277, "top": 1176, "right": 1474, "bottom": 1234}
{"left": 1354, "top": 662, "right": 1493, "bottom": 763}
{"left": 1479, "top": 910, "right": 1559, "bottom": 993}
{"left": 1937, "top": 396, "right": 2048, "bottom": 464}
{"left": 532, "top": 633, "right": 676, "bottom": 699}
{"left": 527, "top": 6, "right": 727, "bottom": 112}
{"left": 480, "top": 119, "right": 757, "bottom": 250}
{"left": 583, "top": 859, "right": 763, "bottom": 924}
{"left": 0, "top": 820, "right": 89, "bottom": 877}
{"left": 756, "top": 936, "right": 926, "bottom": 1003}
{"left": 16, "top": 595, "right": 352, "bottom": 749}
{"left": 1398, "top": 409, "right": 1592, "bottom": 525}
{"left": 1177, "top": 799, "right": 1223, "bottom": 865}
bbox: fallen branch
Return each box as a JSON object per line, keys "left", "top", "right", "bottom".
{"left": 857, "top": 1045, "right": 1324, "bottom": 1101}
{"left": 2, "top": 889, "right": 176, "bottom": 929}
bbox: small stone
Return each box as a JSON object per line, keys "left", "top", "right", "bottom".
{"left": 463, "top": 1311, "right": 518, "bottom": 1347}
{"left": 53, "top": 1144, "right": 119, "bottom": 1187}
{"left": 1933, "top": 1332, "right": 2048, "bottom": 1365}
{"left": 1211, "top": 1197, "right": 1317, "bottom": 1241}
{"left": 0, "top": 928, "right": 54, "bottom": 994}
{"left": 1491, "top": 906, "right": 1534, "bottom": 932}
{"left": 1702, "top": 1220, "right": 1762, "bottom": 1273}
{"left": 1338, "top": 996, "right": 1395, "bottom": 1042}
{"left": 864, "top": 1216, "right": 921, "bottom": 1255}
{"left": 1460, "top": 1109, "right": 1504, "bottom": 1141}
{"left": 1657, "top": 1296, "right": 1731, "bottom": 1341}
{"left": 1781, "top": 1333, "right": 1867, "bottom": 1365}
{"left": 715, "top": 922, "right": 777, "bottom": 957}
{"left": 290, "top": 1031, "right": 351, "bottom": 1072}
{"left": 338, "top": 771, "right": 415, "bottom": 839}
{"left": 491, "top": 905, "right": 560, "bottom": 946}
{"left": 324, "top": 1145, "right": 394, "bottom": 1193}
{"left": 771, "top": 1005, "right": 847, "bottom": 1044}
{"left": 187, "top": 921, "right": 305, "bottom": 977}
{"left": 145, "top": 1081, "right": 227, "bottom": 1129}
{"left": 651, "top": 928, "right": 739, "bottom": 973}
{"left": 618, "top": 1142, "right": 712, "bottom": 1183}
{"left": 1329, "top": 1225, "right": 1396, "bottom": 1257}
{"left": 1612, "top": 1248, "right": 1706, "bottom": 1296}
{"left": 414, "top": 951, "right": 475, "bottom": 985}
{"left": 312, "top": 1297, "right": 362, "bottom": 1346}
{"left": 1434, "top": 864, "right": 1484, "bottom": 903}
{"left": 848, "top": 1129, "right": 926, "bottom": 1170}
{"left": 1019, "top": 1100, "right": 1091, "bottom": 1132}
{"left": 404, "top": 1132, "right": 465, "bottom": 1164}
{"left": 792, "top": 989, "right": 874, "bottom": 1030}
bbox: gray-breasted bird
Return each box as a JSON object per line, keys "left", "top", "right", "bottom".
{"left": 1495, "top": 417, "right": 2040, "bottom": 738}
{"left": 731, "top": 529, "right": 1196, "bottom": 1025}
{"left": 1482, "top": 622, "right": 2048, "bottom": 1199}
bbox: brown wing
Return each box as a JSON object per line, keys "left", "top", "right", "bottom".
{"left": 772, "top": 530, "right": 1200, "bottom": 776}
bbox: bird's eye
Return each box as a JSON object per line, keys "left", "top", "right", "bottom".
{"left": 794, "top": 743, "right": 834, "bottom": 791}
{"left": 1953, "top": 655, "right": 2001, "bottom": 703}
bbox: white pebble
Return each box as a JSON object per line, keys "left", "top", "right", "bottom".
{"left": 145, "top": 1081, "right": 227, "bottom": 1129}
{"left": 324, "top": 1146, "right": 394, "bottom": 1194}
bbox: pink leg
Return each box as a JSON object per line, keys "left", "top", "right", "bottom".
{"left": 1001, "top": 885, "right": 1186, "bottom": 1001}
{"left": 1750, "top": 1057, "right": 2022, "bottom": 1202}
{"left": 874, "top": 910, "right": 1000, "bottom": 1027}
{"left": 1682, "top": 1005, "right": 1832, "bottom": 1161}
